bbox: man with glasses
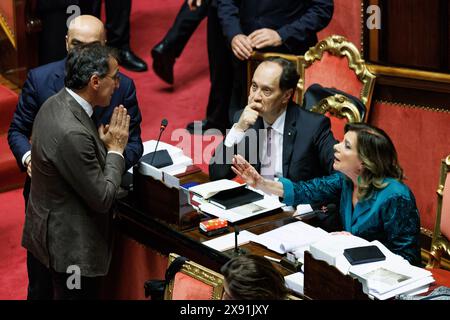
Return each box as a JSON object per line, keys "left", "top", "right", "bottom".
{"left": 8, "top": 15, "right": 143, "bottom": 300}
{"left": 22, "top": 42, "right": 129, "bottom": 299}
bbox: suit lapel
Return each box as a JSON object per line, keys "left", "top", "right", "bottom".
{"left": 60, "top": 90, "right": 107, "bottom": 162}
{"left": 282, "top": 104, "right": 297, "bottom": 177}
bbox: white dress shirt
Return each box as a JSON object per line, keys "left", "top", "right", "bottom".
{"left": 224, "top": 110, "right": 286, "bottom": 180}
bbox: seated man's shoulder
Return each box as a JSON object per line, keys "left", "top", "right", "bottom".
{"left": 30, "top": 59, "right": 65, "bottom": 78}
{"left": 117, "top": 72, "right": 134, "bottom": 88}
{"left": 297, "top": 107, "right": 328, "bottom": 121}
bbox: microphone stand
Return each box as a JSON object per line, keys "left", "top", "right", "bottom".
{"left": 227, "top": 204, "right": 336, "bottom": 260}
{"left": 150, "top": 127, "right": 165, "bottom": 166}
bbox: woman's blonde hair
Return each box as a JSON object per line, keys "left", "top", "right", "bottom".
{"left": 345, "top": 123, "right": 404, "bottom": 200}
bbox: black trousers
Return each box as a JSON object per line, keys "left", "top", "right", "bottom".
{"left": 51, "top": 270, "right": 101, "bottom": 300}
{"left": 37, "top": 0, "right": 94, "bottom": 65}
{"left": 24, "top": 178, "right": 54, "bottom": 300}
{"left": 162, "top": 2, "right": 208, "bottom": 58}
{"left": 160, "top": 2, "right": 233, "bottom": 130}
{"left": 91, "top": 0, "right": 132, "bottom": 50}
{"left": 27, "top": 252, "right": 101, "bottom": 300}
{"left": 26, "top": 251, "right": 53, "bottom": 300}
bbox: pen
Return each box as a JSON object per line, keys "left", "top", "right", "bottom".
{"left": 264, "top": 255, "right": 281, "bottom": 263}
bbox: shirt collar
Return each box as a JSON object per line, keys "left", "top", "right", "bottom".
{"left": 65, "top": 88, "right": 94, "bottom": 117}
{"left": 263, "top": 109, "right": 286, "bottom": 135}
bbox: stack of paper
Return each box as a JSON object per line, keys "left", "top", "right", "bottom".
{"left": 309, "top": 234, "right": 371, "bottom": 274}
{"left": 202, "top": 230, "right": 258, "bottom": 252}
{"left": 349, "top": 260, "right": 434, "bottom": 300}
{"left": 285, "top": 272, "right": 304, "bottom": 295}
{"left": 254, "top": 221, "right": 328, "bottom": 263}
{"left": 309, "top": 236, "right": 435, "bottom": 299}
{"left": 189, "top": 179, "right": 243, "bottom": 199}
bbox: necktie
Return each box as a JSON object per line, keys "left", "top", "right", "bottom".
{"left": 261, "top": 126, "right": 274, "bottom": 179}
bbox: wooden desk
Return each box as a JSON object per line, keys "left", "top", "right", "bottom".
{"left": 108, "top": 170, "right": 367, "bottom": 300}
{"left": 115, "top": 189, "right": 296, "bottom": 277}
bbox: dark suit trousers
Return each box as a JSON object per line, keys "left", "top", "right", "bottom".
{"left": 24, "top": 178, "right": 53, "bottom": 300}
{"left": 37, "top": 0, "right": 96, "bottom": 65}
{"left": 91, "top": 0, "right": 132, "bottom": 49}
{"left": 51, "top": 271, "right": 101, "bottom": 300}
{"left": 205, "top": 4, "right": 233, "bottom": 130}
{"left": 161, "top": 1, "right": 208, "bottom": 58}
{"left": 159, "top": 2, "right": 232, "bottom": 130}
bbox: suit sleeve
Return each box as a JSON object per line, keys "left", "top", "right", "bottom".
{"left": 277, "top": 0, "right": 334, "bottom": 51}
{"left": 54, "top": 132, "right": 125, "bottom": 214}
{"left": 313, "top": 116, "right": 337, "bottom": 175}
{"left": 209, "top": 140, "right": 237, "bottom": 181}
{"left": 7, "top": 70, "right": 40, "bottom": 171}
{"left": 217, "top": 0, "right": 243, "bottom": 44}
{"left": 121, "top": 79, "right": 143, "bottom": 170}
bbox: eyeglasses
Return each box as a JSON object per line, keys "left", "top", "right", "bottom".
{"left": 105, "top": 73, "right": 120, "bottom": 82}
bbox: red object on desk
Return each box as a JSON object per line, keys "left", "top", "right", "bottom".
{"left": 199, "top": 218, "right": 228, "bottom": 232}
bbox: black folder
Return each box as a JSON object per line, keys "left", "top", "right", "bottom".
{"left": 343, "top": 245, "right": 386, "bottom": 265}
{"left": 209, "top": 185, "right": 264, "bottom": 210}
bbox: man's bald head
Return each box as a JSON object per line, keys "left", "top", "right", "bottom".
{"left": 66, "top": 15, "right": 106, "bottom": 52}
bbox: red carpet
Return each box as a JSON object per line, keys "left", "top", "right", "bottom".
{"left": 0, "top": 0, "right": 219, "bottom": 299}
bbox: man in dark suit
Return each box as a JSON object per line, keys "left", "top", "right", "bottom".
{"left": 8, "top": 15, "right": 143, "bottom": 300}
{"left": 37, "top": 0, "right": 147, "bottom": 71}
{"left": 217, "top": 0, "right": 334, "bottom": 122}
{"left": 151, "top": 0, "right": 233, "bottom": 134}
{"left": 22, "top": 42, "right": 128, "bottom": 299}
{"left": 90, "top": 0, "right": 148, "bottom": 72}
{"left": 210, "top": 57, "right": 336, "bottom": 182}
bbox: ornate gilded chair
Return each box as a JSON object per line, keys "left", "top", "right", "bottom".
{"left": 426, "top": 155, "right": 450, "bottom": 287}
{"left": 300, "top": 35, "right": 376, "bottom": 121}
{"left": 164, "top": 253, "right": 224, "bottom": 300}
{"left": 307, "top": 90, "right": 364, "bottom": 141}
{"left": 427, "top": 155, "right": 450, "bottom": 268}
{"left": 295, "top": 35, "right": 375, "bottom": 140}
{"left": 246, "top": 51, "right": 303, "bottom": 104}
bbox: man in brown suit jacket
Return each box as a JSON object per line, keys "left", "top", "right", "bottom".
{"left": 22, "top": 43, "right": 130, "bottom": 299}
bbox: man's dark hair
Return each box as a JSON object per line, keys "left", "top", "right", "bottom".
{"left": 265, "top": 56, "right": 300, "bottom": 92}
{"left": 65, "top": 42, "right": 117, "bottom": 90}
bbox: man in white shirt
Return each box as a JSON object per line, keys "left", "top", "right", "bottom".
{"left": 22, "top": 43, "right": 129, "bottom": 299}
{"left": 209, "top": 57, "right": 336, "bottom": 182}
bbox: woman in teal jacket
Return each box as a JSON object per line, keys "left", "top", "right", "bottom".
{"left": 232, "top": 123, "right": 421, "bottom": 266}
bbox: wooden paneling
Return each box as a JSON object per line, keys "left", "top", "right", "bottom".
{"left": 382, "top": 0, "right": 442, "bottom": 71}
{"left": 0, "top": 0, "right": 40, "bottom": 87}
{"left": 365, "top": 0, "right": 449, "bottom": 73}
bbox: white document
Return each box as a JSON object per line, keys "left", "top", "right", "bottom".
{"left": 295, "top": 204, "right": 313, "bottom": 215}
{"left": 285, "top": 272, "right": 304, "bottom": 295}
{"left": 254, "top": 220, "right": 328, "bottom": 254}
{"left": 309, "top": 234, "right": 370, "bottom": 274}
{"left": 189, "top": 179, "right": 242, "bottom": 199}
{"left": 198, "top": 193, "right": 284, "bottom": 223}
{"left": 349, "top": 259, "right": 434, "bottom": 300}
{"left": 202, "top": 230, "right": 258, "bottom": 252}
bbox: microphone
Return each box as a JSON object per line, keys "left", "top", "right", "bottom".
{"left": 140, "top": 119, "right": 174, "bottom": 169}
{"left": 160, "top": 118, "right": 168, "bottom": 131}
{"left": 150, "top": 119, "right": 168, "bottom": 166}
{"left": 228, "top": 203, "right": 337, "bottom": 258}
